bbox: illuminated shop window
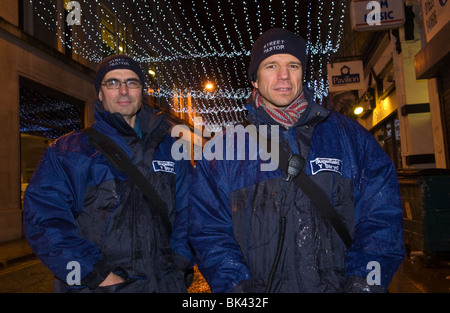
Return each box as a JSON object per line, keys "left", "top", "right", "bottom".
{"left": 19, "top": 77, "right": 85, "bottom": 205}
{"left": 373, "top": 113, "right": 402, "bottom": 169}
{"left": 101, "top": 4, "right": 128, "bottom": 55}
{"left": 19, "top": 78, "right": 84, "bottom": 140}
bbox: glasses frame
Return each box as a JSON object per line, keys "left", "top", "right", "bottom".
{"left": 101, "top": 78, "right": 142, "bottom": 90}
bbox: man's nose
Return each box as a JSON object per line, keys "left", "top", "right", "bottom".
{"left": 119, "top": 83, "right": 129, "bottom": 95}
{"left": 278, "top": 66, "right": 290, "bottom": 79}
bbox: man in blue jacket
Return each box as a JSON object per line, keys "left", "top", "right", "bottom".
{"left": 189, "top": 28, "right": 405, "bottom": 293}
{"left": 24, "top": 55, "right": 194, "bottom": 292}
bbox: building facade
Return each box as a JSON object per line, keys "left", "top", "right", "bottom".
{"left": 329, "top": 0, "right": 449, "bottom": 170}
{"left": 414, "top": 0, "right": 450, "bottom": 168}
{"left": 0, "top": 0, "right": 94, "bottom": 242}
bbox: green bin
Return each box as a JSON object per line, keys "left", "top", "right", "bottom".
{"left": 397, "top": 169, "right": 450, "bottom": 255}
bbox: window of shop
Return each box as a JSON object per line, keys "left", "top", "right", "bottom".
{"left": 100, "top": 4, "right": 129, "bottom": 56}
{"left": 372, "top": 112, "right": 402, "bottom": 169}
{"left": 19, "top": 77, "right": 84, "bottom": 207}
{"left": 20, "top": 0, "right": 58, "bottom": 48}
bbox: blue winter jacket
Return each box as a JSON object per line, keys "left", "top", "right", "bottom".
{"left": 24, "top": 101, "right": 194, "bottom": 292}
{"left": 189, "top": 89, "right": 405, "bottom": 293}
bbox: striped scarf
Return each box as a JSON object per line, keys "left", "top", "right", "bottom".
{"left": 252, "top": 89, "right": 308, "bottom": 128}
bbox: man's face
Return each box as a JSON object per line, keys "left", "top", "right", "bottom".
{"left": 98, "top": 69, "right": 143, "bottom": 127}
{"left": 252, "top": 54, "right": 303, "bottom": 109}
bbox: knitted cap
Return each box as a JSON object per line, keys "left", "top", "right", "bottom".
{"left": 248, "top": 28, "right": 308, "bottom": 82}
{"left": 94, "top": 55, "right": 145, "bottom": 94}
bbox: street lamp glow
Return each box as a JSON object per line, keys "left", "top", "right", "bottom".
{"left": 205, "top": 82, "right": 214, "bottom": 91}
{"left": 354, "top": 106, "right": 364, "bottom": 115}
{"left": 148, "top": 69, "right": 156, "bottom": 76}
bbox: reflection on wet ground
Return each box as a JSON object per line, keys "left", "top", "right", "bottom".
{"left": 389, "top": 253, "right": 450, "bottom": 293}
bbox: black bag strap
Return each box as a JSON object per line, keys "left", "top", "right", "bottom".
{"left": 279, "top": 152, "right": 353, "bottom": 248}
{"left": 82, "top": 127, "right": 172, "bottom": 235}
{"left": 246, "top": 123, "right": 353, "bottom": 248}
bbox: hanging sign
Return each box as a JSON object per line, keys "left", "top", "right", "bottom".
{"left": 422, "top": 0, "right": 450, "bottom": 42}
{"left": 327, "top": 61, "right": 365, "bottom": 92}
{"left": 351, "top": 0, "right": 405, "bottom": 31}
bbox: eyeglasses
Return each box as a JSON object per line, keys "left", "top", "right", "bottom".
{"left": 101, "top": 78, "right": 142, "bottom": 89}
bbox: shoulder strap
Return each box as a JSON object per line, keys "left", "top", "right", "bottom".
{"left": 82, "top": 127, "right": 172, "bottom": 235}
{"left": 245, "top": 122, "right": 352, "bottom": 248}
{"left": 278, "top": 148, "right": 353, "bottom": 248}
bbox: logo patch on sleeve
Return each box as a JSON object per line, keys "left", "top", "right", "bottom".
{"left": 310, "top": 158, "right": 342, "bottom": 175}
{"left": 152, "top": 160, "right": 175, "bottom": 174}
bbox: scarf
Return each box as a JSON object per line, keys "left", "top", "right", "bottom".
{"left": 252, "top": 89, "right": 308, "bottom": 128}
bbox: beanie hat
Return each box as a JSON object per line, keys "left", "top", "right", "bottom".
{"left": 94, "top": 54, "right": 145, "bottom": 94}
{"left": 248, "top": 28, "right": 308, "bottom": 82}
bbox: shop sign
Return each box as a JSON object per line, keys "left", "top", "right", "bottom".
{"left": 351, "top": 0, "right": 405, "bottom": 31}
{"left": 422, "top": 0, "right": 450, "bottom": 42}
{"left": 327, "top": 61, "right": 365, "bottom": 92}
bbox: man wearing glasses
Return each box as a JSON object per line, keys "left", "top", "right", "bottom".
{"left": 23, "top": 55, "right": 194, "bottom": 293}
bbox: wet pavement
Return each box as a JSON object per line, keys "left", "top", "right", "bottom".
{"left": 1, "top": 238, "right": 449, "bottom": 293}
{"left": 0, "top": 238, "right": 34, "bottom": 268}
{"left": 388, "top": 252, "right": 450, "bottom": 293}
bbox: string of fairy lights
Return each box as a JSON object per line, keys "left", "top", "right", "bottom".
{"left": 29, "top": 0, "right": 348, "bottom": 130}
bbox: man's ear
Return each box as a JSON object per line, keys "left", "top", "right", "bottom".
{"left": 251, "top": 80, "right": 258, "bottom": 89}
{"left": 98, "top": 90, "right": 103, "bottom": 102}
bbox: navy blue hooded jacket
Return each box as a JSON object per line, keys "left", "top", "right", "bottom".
{"left": 24, "top": 101, "right": 194, "bottom": 292}
{"left": 189, "top": 89, "right": 405, "bottom": 293}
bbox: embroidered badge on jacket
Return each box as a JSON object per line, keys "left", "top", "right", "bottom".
{"left": 152, "top": 160, "right": 175, "bottom": 174}
{"left": 310, "top": 158, "right": 342, "bottom": 175}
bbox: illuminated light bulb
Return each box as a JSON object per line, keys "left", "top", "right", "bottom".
{"left": 204, "top": 82, "right": 214, "bottom": 91}
{"left": 354, "top": 106, "right": 364, "bottom": 115}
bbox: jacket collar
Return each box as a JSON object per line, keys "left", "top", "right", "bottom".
{"left": 93, "top": 100, "right": 171, "bottom": 143}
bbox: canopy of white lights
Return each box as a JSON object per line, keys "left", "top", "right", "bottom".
{"left": 31, "top": 0, "right": 348, "bottom": 130}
